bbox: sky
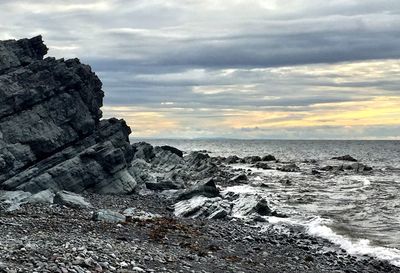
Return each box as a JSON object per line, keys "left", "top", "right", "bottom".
{"left": 1, "top": 0, "right": 400, "bottom": 139}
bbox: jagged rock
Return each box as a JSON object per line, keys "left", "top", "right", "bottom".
{"left": 253, "top": 199, "right": 272, "bottom": 216}
{"left": 160, "top": 145, "right": 183, "bottom": 157}
{"left": 243, "top": 156, "right": 262, "bottom": 164}
{"left": 0, "top": 189, "right": 55, "bottom": 211}
{"left": 225, "top": 155, "right": 241, "bottom": 164}
{"left": 174, "top": 196, "right": 230, "bottom": 219}
{"left": 92, "top": 209, "right": 126, "bottom": 223}
{"left": 262, "top": 155, "right": 276, "bottom": 161}
{"left": 27, "top": 189, "right": 55, "bottom": 204}
{"left": 53, "top": 191, "right": 92, "bottom": 209}
{"left": 132, "top": 142, "right": 155, "bottom": 162}
{"left": 0, "top": 191, "right": 32, "bottom": 211}
{"left": 331, "top": 155, "right": 358, "bottom": 162}
{"left": 0, "top": 36, "right": 134, "bottom": 194}
{"left": 177, "top": 178, "right": 220, "bottom": 201}
{"left": 230, "top": 174, "right": 248, "bottom": 183}
{"left": 129, "top": 145, "right": 225, "bottom": 192}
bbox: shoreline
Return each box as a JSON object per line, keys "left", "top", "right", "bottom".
{"left": 1, "top": 192, "right": 399, "bottom": 273}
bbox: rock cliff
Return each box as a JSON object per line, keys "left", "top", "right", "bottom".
{"left": 0, "top": 36, "right": 136, "bottom": 194}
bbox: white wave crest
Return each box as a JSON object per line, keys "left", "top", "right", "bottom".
{"left": 307, "top": 217, "right": 400, "bottom": 267}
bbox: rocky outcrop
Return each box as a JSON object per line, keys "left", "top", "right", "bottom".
{"left": 0, "top": 36, "right": 135, "bottom": 194}
{"left": 128, "top": 143, "right": 228, "bottom": 192}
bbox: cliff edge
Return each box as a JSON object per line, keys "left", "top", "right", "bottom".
{"left": 0, "top": 36, "right": 136, "bottom": 194}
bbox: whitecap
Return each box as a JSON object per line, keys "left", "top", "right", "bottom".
{"left": 306, "top": 217, "right": 400, "bottom": 267}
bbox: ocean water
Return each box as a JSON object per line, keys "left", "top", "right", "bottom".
{"left": 137, "top": 139, "right": 400, "bottom": 266}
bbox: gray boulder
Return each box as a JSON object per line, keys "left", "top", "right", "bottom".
{"left": 92, "top": 209, "right": 126, "bottom": 223}
{"left": 344, "top": 163, "right": 373, "bottom": 172}
{"left": 53, "top": 191, "right": 92, "bottom": 209}
{"left": 230, "top": 173, "right": 248, "bottom": 183}
{"left": 27, "top": 189, "right": 55, "bottom": 204}
{"left": 225, "top": 155, "right": 241, "bottom": 164}
{"left": 174, "top": 196, "right": 230, "bottom": 219}
{"left": 262, "top": 155, "right": 276, "bottom": 161}
{"left": 243, "top": 156, "right": 262, "bottom": 164}
{"left": 160, "top": 145, "right": 183, "bottom": 157}
{"left": 0, "top": 190, "right": 32, "bottom": 211}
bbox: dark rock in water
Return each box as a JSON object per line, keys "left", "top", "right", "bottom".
{"left": 244, "top": 156, "right": 262, "bottom": 164}
{"left": 331, "top": 155, "right": 358, "bottom": 162}
{"left": 345, "top": 163, "right": 373, "bottom": 172}
{"left": 262, "top": 154, "right": 276, "bottom": 161}
{"left": 278, "top": 164, "right": 300, "bottom": 172}
{"left": 253, "top": 162, "right": 271, "bottom": 170}
{"left": 254, "top": 199, "right": 272, "bottom": 216}
{"left": 251, "top": 198, "right": 288, "bottom": 218}
{"left": 0, "top": 36, "right": 135, "bottom": 194}
{"left": 225, "top": 155, "right": 241, "bottom": 164}
{"left": 186, "top": 151, "right": 210, "bottom": 164}
{"left": 311, "top": 169, "right": 321, "bottom": 175}
{"left": 230, "top": 173, "right": 248, "bottom": 183}
{"left": 211, "top": 156, "right": 226, "bottom": 164}
{"left": 160, "top": 145, "right": 183, "bottom": 158}
{"left": 177, "top": 178, "right": 220, "bottom": 201}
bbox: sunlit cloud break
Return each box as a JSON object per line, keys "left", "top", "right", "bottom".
{"left": 1, "top": 0, "right": 399, "bottom": 139}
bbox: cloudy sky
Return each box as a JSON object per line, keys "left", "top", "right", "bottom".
{"left": 1, "top": 0, "right": 400, "bottom": 139}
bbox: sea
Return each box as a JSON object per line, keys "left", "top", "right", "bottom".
{"left": 136, "top": 139, "right": 400, "bottom": 266}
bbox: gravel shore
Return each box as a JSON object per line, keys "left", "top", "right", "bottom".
{"left": 1, "top": 193, "right": 399, "bottom": 273}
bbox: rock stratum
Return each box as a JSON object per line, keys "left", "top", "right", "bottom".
{"left": 0, "top": 36, "right": 135, "bottom": 194}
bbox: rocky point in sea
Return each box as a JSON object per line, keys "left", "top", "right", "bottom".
{"left": 0, "top": 36, "right": 399, "bottom": 273}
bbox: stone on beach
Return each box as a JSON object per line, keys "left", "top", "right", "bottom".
{"left": 92, "top": 209, "right": 126, "bottom": 223}
{"left": 53, "top": 191, "right": 92, "bottom": 209}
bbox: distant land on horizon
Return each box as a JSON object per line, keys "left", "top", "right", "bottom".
{"left": 131, "top": 137, "right": 400, "bottom": 142}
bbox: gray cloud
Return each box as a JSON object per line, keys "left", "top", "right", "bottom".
{"left": 1, "top": 0, "right": 400, "bottom": 139}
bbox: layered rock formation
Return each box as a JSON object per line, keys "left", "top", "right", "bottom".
{"left": 0, "top": 36, "right": 135, "bottom": 194}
